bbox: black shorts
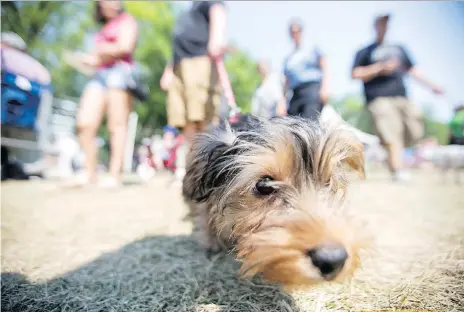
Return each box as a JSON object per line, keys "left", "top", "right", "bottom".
{"left": 288, "top": 82, "right": 322, "bottom": 121}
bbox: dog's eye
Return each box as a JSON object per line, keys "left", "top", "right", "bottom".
{"left": 254, "top": 176, "right": 276, "bottom": 196}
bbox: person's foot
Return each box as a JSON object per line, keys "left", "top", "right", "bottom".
{"left": 62, "top": 172, "right": 94, "bottom": 188}
{"left": 392, "top": 169, "right": 411, "bottom": 182}
{"left": 171, "top": 179, "right": 183, "bottom": 188}
{"left": 171, "top": 167, "right": 185, "bottom": 188}
{"left": 98, "top": 176, "right": 122, "bottom": 189}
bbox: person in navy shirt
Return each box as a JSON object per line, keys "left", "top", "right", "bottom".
{"left": 283, "top": 18, "right": 330, "bottom": 121}
{"left": 352, "top": 13, "right": 444, "bottom": 182}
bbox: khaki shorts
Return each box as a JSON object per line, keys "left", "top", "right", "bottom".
{"left": 368, "top": 97, "right": 424, "bottom": 147}
{"left": 167, "top": 56, "right": 221, "bottom": 128}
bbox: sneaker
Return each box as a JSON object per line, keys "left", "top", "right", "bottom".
{"left": 392, "top": 170, "right": 411, "bottom": 182}
{"left": 98, "top": 176, "right": 121, "bottom": 189}
{"left": 175, "top": 167, "right": 186, "bottom": 181}
{"left": 62, "top": 172, "right": 93, "bottom": 188}
{"left": 170, "top": 167, "right": 185, "bottom": 188}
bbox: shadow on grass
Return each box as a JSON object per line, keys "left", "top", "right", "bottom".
{"left": 1, "top": 235, "right": 298, "bottom": 312}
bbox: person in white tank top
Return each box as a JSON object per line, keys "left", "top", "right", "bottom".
{"left": 251, "top": 61, "right": 287, "bottom": 119}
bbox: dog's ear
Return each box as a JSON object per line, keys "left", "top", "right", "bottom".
{"left": 316, "top": 127, "right": 366, "bottom": 187}
{"left": 182, "top": 123, "right": 238, "bottom": 202}
{"left": 342, "top": 138, "right": 365, "bottom": 179}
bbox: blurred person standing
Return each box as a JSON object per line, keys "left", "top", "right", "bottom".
{"left": 283, "top": 18, "right": 330, "bottom": 121}
{"left": 160, "top": 1, "right": 227, "bottom": 185}
{"left": 67, "top": 0, "right": 138, "bottom": 188}
{"left": 251, "top": 60, "right": 287, "bottom": 119}
{"left": 352, "top": 13, "right": 444, "bottom": 182}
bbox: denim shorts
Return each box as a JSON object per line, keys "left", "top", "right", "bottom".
{"left": 87, "top": 62, "right": 135, "bottom": 92}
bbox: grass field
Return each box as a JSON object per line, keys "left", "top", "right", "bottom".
{"left": 1, "top": 170, "right": 463, "bottom": 312}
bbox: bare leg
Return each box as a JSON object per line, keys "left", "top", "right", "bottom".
{"left": 75, "top": 84, "right": 106, "bottom": 184}
{"left": 173, "top": 120, "right": 206, "bottom": 187}
{"left": 183, "top": 121, "right": 198, "bottom": 148}
{"left": 385, "top": 143, "right": 403, "bottom": 173}
{"left": 106, "top": 88, "right": 132, "bottom": 183}
{"left": 385, "top": 142, "right": 413, "bottom": 183}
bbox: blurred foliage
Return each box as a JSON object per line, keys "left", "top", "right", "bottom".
{"left": 423, "top": 118, "right": 449, "bottom": 145}
{"left": 1, "top": 1, "right": 260, "bottom": 141}
{"left": 1, "top": 1, "right": 67, "bottom": 46}
{"left": 225, "top": 50, "right": 261, "bottom": 113}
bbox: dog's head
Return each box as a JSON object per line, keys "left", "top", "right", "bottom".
{"left": 183, "top": 115, "right": 369, "bottom": 286}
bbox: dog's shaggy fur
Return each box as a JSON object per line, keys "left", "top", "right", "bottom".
{"left": 183, "top": 115, "right": 369, "bottom": 287}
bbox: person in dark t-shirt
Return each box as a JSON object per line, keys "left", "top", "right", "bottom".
{"left": 352, "top": 13, "right": 444, "bottom": 182}
{"left": 159, "top": 1, "right": 227, "bottom": 185}
{"left": 161, "top": 1, "right": 226, "bottom": 135}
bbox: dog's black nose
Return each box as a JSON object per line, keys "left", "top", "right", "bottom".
{"left": 307, "top": 245, "right": 348, "bottom": 279}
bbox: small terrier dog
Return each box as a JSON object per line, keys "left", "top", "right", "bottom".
{"left": 183, "top": 115, "right": 368, "bottom": 287}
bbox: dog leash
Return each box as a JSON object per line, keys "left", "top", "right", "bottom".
{"left": 215, "top": 57, "right": 241, "bottom": 123}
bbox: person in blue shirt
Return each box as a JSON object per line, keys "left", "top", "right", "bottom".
{"left": 283, "top": 18, "right": 330, "bottom": 121}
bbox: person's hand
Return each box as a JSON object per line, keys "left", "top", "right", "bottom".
{"left": 319, "top": 86, "right": 330, "bottom": 105}
{"left": 431, "top": 86, "right": 444, "bottom": 95}
{"left": 380, "top": 58, "right": 400, "bottom": 75}
{"left": 160, "top": 70, "right": 173, "bottom": 92}
{"left": 76, "top": 52, "right": 100, "bottom": 68}
{"left": 276, "top": 104, "right": 287, "bottom": 116}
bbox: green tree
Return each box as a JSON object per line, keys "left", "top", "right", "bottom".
{"left": 1, "top": 1, "right": 66, "bottom": 46}
{"left": 225, "top": 50, "right": 261, "bottom": 113}
{"left": 423, "top": 118, "right": 449, "bottom": 145}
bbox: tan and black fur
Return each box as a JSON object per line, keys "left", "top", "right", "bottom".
{"left": 183, "top": 115, "right": 369, "bottom": 287}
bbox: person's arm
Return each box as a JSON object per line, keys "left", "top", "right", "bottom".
{"left": 276, "top": 95, "right": 287, "bottom": 116}
{"left": 207, "top": 2, "right": 227, "bottom": 59}
{"left": 160, "top": 61, "right": 173, "bottom": 92}
{"left": 398, "top": 46, "right": 443, "bottom": 95}
{"left": 351, "top": 48, "right": 386, "bottom": 82}
{"left": 352, "top": 62, "right": 385, "bottom": 82}
{"left": 408, "top": 67, "right": 444, "bottom": 95}
{"left": 97, "top": 17, "right": 138, "bottom": 60}
{"left": 319, "top": 54, "right": 330, "bottom": 104}
{"left": 283, "top": 63, "right": 291, "bottom": 97}
{"left": 68, "top": 50, "right": 99, "bottom": 71}
{"left": 275, "top": 74, "right": 287, "bottom": 116}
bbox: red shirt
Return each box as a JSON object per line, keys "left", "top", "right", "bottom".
{"left": 95, "top": 12, "right": 137, "bottom": 68}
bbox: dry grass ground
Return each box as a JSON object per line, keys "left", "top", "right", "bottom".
{"left": 1, "top": 169, "right": 463, "bottom": 312}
